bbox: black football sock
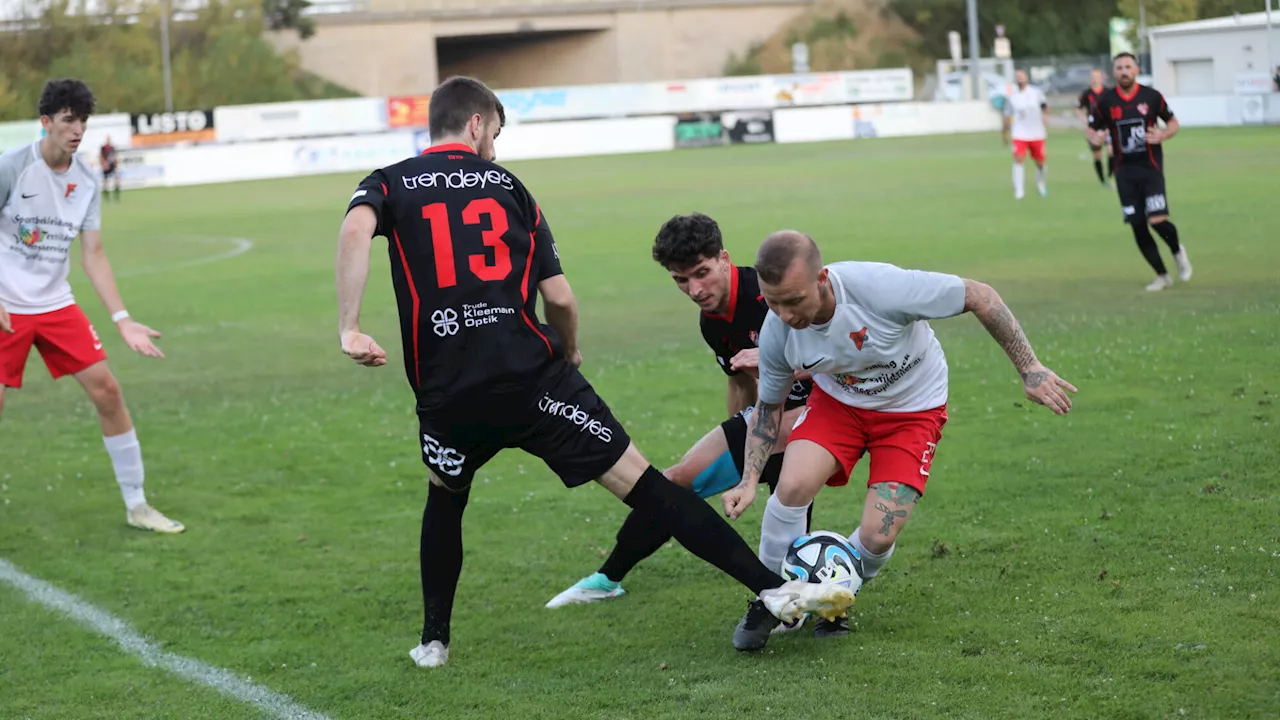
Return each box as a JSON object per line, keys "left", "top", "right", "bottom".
{"left": 1107, "top": 155, "right": 1116, "bottom": 177}
{"left": 420, "top": 481, "right": 470, "bottom": 646}
{"left": 1131, "top": 223, "right": 1168, "bottom": 275}
{"left": 598, "top": 509, "right": 671, "bottom": 583}
{"left": 1151, "top": 220, "right": 1181, "bottom": 254}
{"left": 1093, "top": 159, "right": 1106, "bottom": 184}
{"left": 760, "top": 454, "right": 812, "bottom": 531}
{"left": 623, "top": 466, "right": 783, "bottom": 596}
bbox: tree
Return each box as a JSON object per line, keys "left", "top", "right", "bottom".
{"left": 262, "top": 0, "right": 315, "bottom": 39}
{"left": 0, "top": 0, "right": 352, "bottom": 121}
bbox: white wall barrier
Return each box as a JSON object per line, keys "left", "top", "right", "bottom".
{"left": 773, "top": 101, "right": 1002, "bottom": 144}
{"left": 495, "top": 68, "right": 915, "bottom": 124}
{"left": 119, "top": 130, "right": 420, "bottom": 189}
{"left": 1166, "top": 93, "right": 1280, "bottom": 127}
{"left": 213, "top": 97, "right": 389, "bottom": 143}
{"left": 118, "top": 116, "right": 679, "bottom": 189}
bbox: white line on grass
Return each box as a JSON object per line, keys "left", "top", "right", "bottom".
{"left": 117, "top": 236, "right": 255, "bottom": 278}
{"left": 0, "top": 558, "right": 334, "bottom": 720}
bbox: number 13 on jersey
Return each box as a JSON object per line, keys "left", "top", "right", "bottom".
{"left": 421, "top": 198, "right": 512, "bottom": 288}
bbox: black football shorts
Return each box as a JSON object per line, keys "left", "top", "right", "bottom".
{"left": 417, "top": 360, "right": 630, "bottom": 492}
{"left": 1116, "top": 168, "right": 1170, "bottom": 224}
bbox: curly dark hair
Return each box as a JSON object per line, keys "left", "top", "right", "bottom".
{"left": 38, "top": 79, "right": 96, "bottom": 121}
{"left": 652, "top": 213, "right": 725, "bottom": 270}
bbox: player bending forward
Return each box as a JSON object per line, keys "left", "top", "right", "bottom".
{"left": 1003, "top": 70, "right": 1050, "bottom": 200}
{"left": 548, "top": 213, "right": 836, "bottom": 635}
{"left": 0, "top": 79, "right": 183, "bottom": 533}
{"left": 335, "top": 76, "right": 854, "bottom": 669}
{"left": 1089, "top": 53, "right": 1192, "bottom": 292}
{"left": 722, "top": 230, "right": 1076, "bottom": 651}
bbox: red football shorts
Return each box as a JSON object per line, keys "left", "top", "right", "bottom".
{"left": 0, "top": 305, "right": 108, "bottom": 389}
{"left": 1012, "top": 139, "right": 1047, "bottom": 163}
{"left": 787, "top": 384, "right": 948, "bottom": 495}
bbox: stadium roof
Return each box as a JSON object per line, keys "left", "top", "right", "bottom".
{"left": 1149, "top": 11, "right": 1278, "bottom": 37}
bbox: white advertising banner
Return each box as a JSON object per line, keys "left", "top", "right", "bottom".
{"left": 773, "top": 105, "right": 856, "bottom": 143}
{"left": 118, "top": 130, "right": 418, "bottom": 189}
{"left": 775, "top": 101, "right": 1000, "bottom": 144}
{"left": 214, "top": 97, "right": 389, "bottom": 143}
{"left": 495, "top": 116, "right": 677, "bottom": 161}
{"left": 497, "top": 68, "right": 916, "bottom": 123}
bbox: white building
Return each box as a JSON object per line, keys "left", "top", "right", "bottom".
{"left": 1148, "top": 11, "right": 1280, "bottom": 95}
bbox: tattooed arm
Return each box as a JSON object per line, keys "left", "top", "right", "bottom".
{"left": 721, "top": 398, "right": 784, "bottom": 520}
{"left": 721, "top": 314, "right": 793, "bottom": 520}
{"left": 962, "top": 279, "right": 1078, "bottom": 415}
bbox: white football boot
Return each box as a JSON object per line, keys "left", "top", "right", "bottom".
{"left": 1145, "top": 274, "right": 1174, "bottom": 292}
{"left": 409, "top": 641, "right": 448, "bottom": 668}
{"left": 126, "top": 504, "right": 185, "bottom": 533}
{"left": 1174, "top": 244, "right": 1193, "bottom": 282}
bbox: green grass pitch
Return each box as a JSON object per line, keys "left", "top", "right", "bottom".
{"left": 1, "top": 128, "right": 1278, "bottom": 720}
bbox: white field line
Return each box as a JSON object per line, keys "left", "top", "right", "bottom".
{"left": 117, "top": 236, "right": 255, "bottom": 278}
{"left": 0, "top": 558, "right": 334, "bottom": 720}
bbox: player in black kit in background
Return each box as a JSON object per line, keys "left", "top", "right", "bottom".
{"left": 1090, "top": 53, "right": 1193, "bottom": 292}
{"left": 546, "top": 213, "right": 841, "bottom": 635}
{"left": 334, "top": 76, "right": 854, "bottom": 668}
{"left": 1076, "top": 69, "right": 1113, "bottom": 186}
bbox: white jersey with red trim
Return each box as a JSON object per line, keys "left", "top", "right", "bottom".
{"left": 1006, "top": 86, "right": 1048, "bottom": 142}
{"left": 756, "top": 261, "right": 966, "bottom": 413}
{"left": 0, "top": 141, "right": 102, "bottom": 314}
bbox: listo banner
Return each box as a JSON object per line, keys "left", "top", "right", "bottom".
{"left": 130, "top": 110, "right": 216, "bottom": 147}
{"left": 388, "top": 95, "right": 431, "bottom": 128}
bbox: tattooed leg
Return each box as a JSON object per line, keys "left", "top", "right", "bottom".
{"left": 858, "top": 481, "right": 921, "bottom": 555}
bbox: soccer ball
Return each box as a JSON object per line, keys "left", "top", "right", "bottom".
{"left": 780, "top": 530, "right": 864, "bottom": 595}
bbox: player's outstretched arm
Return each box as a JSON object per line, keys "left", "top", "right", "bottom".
{"left": 538, "top": 275, "right": 581, "bottom": 367}
{"left": 336, "top": 205, "right": 386, "bottom": 367}
{"left": 961, "top": 279, "right": 1077, "bottom": 415}
{"left": 81, "top": 229, "right": 164, "bottom": 358}
{"left": 722, "top": 397, "right": 783, "bottom": 520}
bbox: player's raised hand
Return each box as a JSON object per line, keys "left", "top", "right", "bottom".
{"left": 119, "top": 319, "right": 165, "bottom": 358}
{"left": 1020, "top": 364, "right": 1077, "bottom": 415}
{"left": 0, "top": 303, "right": 11, "bottom": 334}
{"left": 341, "top": 330, "right": 386, "bottom": 367}
{"left": 722, "top": 481, "right": 757, "bottom": 520}
{"left": 729, "top": 348, "right": 760, "bottom": 378}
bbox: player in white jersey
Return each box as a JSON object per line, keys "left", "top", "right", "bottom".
{"left": 1002, "top": 70, "right": 1050, "bottom": 200}
{"left": 724, "top": 230, "right": 1076, "bottom": 650}
{"left": 0, "top": 79, "right": 184, "bottom": 533}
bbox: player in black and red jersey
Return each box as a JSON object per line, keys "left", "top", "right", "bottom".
{"left": 1090, "top": 53, "right": 1193, "bottom": 292}
{"left": 545, "top": 213, "right": 843, "bottom": 634}
{"left": 335, "top": 76, "right": 854, "bottom": 669}
{"left": 1076, "top": 69, "right": 1113, "bottom": 187}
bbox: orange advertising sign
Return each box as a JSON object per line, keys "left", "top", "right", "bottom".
{"left": 388, "top": 95, "right": 431, "bottom": 128}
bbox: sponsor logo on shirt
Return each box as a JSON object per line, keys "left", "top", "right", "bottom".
{"left": 19, "top": 223, "right": 42, "bottom": 246}
{"left": 402, "top": 169, "right": 514, "bottom": 192}
{"left": 431, "top": 303, "right": 516, "bottom": 337}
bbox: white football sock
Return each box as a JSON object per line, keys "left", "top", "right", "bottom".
{"left": 1012, "top": 163, "right": 1026, "bottom": 196}
{"left": 850, "top": 526, "right": 895, "bottom": 579}
{"left": 759, "top": 493, "right": 810, "bottom": 578}
{"left": 1037, "top": 165, "right": 1047, "bottom": 190}
{"left": 104, "top": 429, "right": 146, "bottom": 510}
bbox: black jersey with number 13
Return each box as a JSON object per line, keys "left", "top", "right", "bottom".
{"left": 1090, "top": 85, "right": 1175, "bottom": 172}
{"left": 346, "top": 143, "right": 565, "bottom": 405}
